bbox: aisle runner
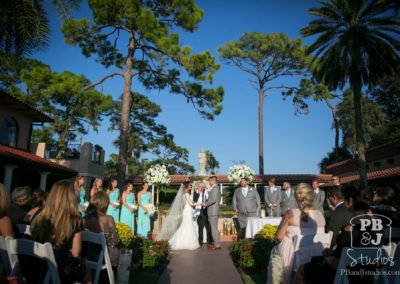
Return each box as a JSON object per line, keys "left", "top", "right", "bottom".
{"left": 157, "top": 243, "right": 242, "bottom": 284}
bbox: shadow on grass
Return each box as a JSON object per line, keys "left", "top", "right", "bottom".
{"left": 129, "top": 271, "right": 161, "bottom": 284}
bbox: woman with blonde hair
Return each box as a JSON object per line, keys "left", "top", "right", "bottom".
{"left": 74, "top": 176, "right": 87, "bottom": 216}
{"left": 120, "top": 182, "right": 136, "bottom": 233}
{"left": 0, "top": 183, "right": 15, "bottom": 237}
{"left": 266, "top": 183, "right": 326, "bottom": 284}
{"left": 31, "top": 180, "right": 91, "bottom": 284}
{"left": 90, "top": 178, "right": 102, "bottom": 199}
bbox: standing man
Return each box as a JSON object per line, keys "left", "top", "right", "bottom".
{"left": 280, "top": 182, "right": 297, "bottom": 216}
{"left": 202, "top": 176, "right": 221, "bottom": 250}
{"left": 194, "top": 182, "right": 212, "bottom": 245}
{"left": 264, "top": 178, "right": 281, "bottom": 217}
{"left": 233, "top": 178, "right": 261, "bottom": 238}
{"left": 312, "top": 180, "right": 325, "bottom": 214}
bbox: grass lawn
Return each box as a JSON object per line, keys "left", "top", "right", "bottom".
{"left": 129, "top": 271, "right": 160, "bottom": 284}
{"left": 241, "top": 272, "right": 268, "bottom": 284}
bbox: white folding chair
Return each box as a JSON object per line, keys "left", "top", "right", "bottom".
{"left": 0, "top": 236, "right": 11, "bottom": 277}
{"left": 292, "top": 231, "right": 333, "bottom": 272}
{"left": 333, "top": 246, "right": 391, "bottom": 284}
{"left": 6, "top": 237, "right": 61, "bottom": 284}
{"left": 16, "top": 224, "right": 31, "bottom": 236}
{"left": 81, "top": 231, "right": 115, "bottom": 284}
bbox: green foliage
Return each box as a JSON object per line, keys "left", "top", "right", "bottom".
{"left": 18, "top": 65, "right": 116, "bottom": 143}
{"left": 129, "top": 237, "right": 169, "bottom": 272}
{"left": 318, "top": 146, "right": 353, "bottom": 174}
{"left": 230, "top": 238, "right": 277, "bottom": 273}
{"left": 205, "top": 150, "right": 220, "bottom": 174}
{"left": 115, "top": 221, "right": 134, "bottom": 248}
{"left": 255, "top": 224, "right": 278, "bottom": 241}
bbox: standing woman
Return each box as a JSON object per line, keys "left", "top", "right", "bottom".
{"left": 74, "top": 176, "right": 87, "bottom": 217}
{"left": 120, "top": 182, "right": 136, "bottom": 233}
{"left": 137, "top": 182, "right": 153, "bottom": 237}
{"left": 90, "top": 178, "right": 103, "bottom": 199}
{"left": 106, "top": 178, "right": 120, "bottom": 222}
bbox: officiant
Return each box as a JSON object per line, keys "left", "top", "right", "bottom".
{"left": 194, "top": 182, "right": 212, "bottom": 245}
{"left": 233, "top": 178, "right": 261, "bottom": 238}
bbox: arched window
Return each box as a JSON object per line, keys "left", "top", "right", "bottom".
{"left": 0, "top": 117, "right": 18, "bottom": 147}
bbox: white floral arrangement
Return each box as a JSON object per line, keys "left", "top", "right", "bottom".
{"left": 113, "top": 201, "right": 120, "bottom": 206}
{"left": 228, "top": 164, "right": 255, "bottom": 186}
{"left": 144, "top": 203, "right": 156, "bottom": 216}
{"left": 83, "top": 201, "right": 89, "bottom": 208}
{"left": 271, "top": 254, "right": 285, "bottom": 284}
{"left": 131, "top": 204, "right": 138, "bottom": 211}
{"left": 144, "top": 164, "right": 171, "bottom": 186}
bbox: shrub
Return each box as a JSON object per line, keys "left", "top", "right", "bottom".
{"left": 115, "top": 222, "right": 134, "bottom": 248}
{"left": 129, "top": 236, "right": 170, "bottom": 272}
{"left": 255, "top": 224, "right": 278, "bottom": 240}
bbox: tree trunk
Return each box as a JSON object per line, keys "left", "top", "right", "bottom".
{"left": 258, "top": 89, "right": 264, "bottom": 175}
{"left": 351, "top": 77, "right": 368, "bottom": 186}
{"left": 117, "top": 32, "right": 135, "bottom": 190}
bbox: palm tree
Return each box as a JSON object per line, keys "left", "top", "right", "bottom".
{"left": 301, "top": 0, "right": 400, "bottom": 185}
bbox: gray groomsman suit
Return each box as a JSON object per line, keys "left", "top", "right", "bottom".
{"left": 280, "top": 188, "right": 298, "bottom": 216}
{"left": 313, "top": 188, "right": 326, "bottom": 214}
{"left": 204, "top": 184, "right": 221, "bottom": 247}
{"left": 233, "top": 186, "right": 261, "bottom": 229}
{"left": 264, "top": 186, "right": 282, "bottom": 217}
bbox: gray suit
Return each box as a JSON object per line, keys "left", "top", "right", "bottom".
{"left": 313, "top": 189, "right": 325, "bottom": 214}
{"left": 233, "top": 187, "right": 261, "bottom": 228}
{"left": 204, "top": 184, "right": 221, "bottom": 247}
{"left": 264, "top": 186, "right": 282, "bottom": 216}
{"left": 280, "top": 188, "right": 298, "bottom": 215}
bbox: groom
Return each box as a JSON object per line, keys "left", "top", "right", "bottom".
{"left": 202, "top": 176, "right": 221, "bottom": 250}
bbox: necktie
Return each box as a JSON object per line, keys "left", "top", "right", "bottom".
{"left": 270, "top": 187, "right": 274, "bottom": 193}
{"left": 202, "top": 192, "right": 205, "bottom": 203}
{"left": 242, "top": 188, "right": 247, "bottom": 198}
{"left": 314, "top": 190, "right": 318, "bottom": 195}
{"left": 286, "top": 191, "right": 290, "bottom": 198}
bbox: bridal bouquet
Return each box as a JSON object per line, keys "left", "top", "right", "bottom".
{"left": 144, "top": 164, "right": 171, "bottom": 186}
{"left": 228, "top": 164, "right": 255, "bottom": 185}
{"left": 131, "top": 204, "right": 138, "bottom": 211}
{"left": 144, "top": 203, "right": 156, "bottom": 216}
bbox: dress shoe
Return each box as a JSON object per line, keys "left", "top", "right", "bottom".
{"left": 208, "top": 245, "right": 221, "bottom": 250}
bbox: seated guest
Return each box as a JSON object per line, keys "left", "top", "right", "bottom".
{"left": 280, "top": 181, "right": 297, "bottom": 216}
{"left": 371, "top": 184, "right": 400, "bottom": 227}
{"left": 8, "top": 186, "right": 31, "bottom": 225}
{"left": 31, "top": 180, "right": 92, "bottom": 284}
{"left": 267, "top": 183, "right": 326, "bottom": 284}
{"left": 296, "top": 184, "right": 380, "bottom": 284}
{"left": 84, "top": 191, "right": 122, "bottom": 276}
{"left": 0, "top": 183, "right": 15, "bottom": 237}
{"left": 325, "top": 186, "right": 353, "bottom": 248}
{"left": 312, "top": 179, "right": 325, "bottom": 215}
{"left": 23, "top": 189, "right": 47, "bottom": 224}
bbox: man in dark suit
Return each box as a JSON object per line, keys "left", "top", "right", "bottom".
{"left": 194, "top": 182, "right": 212, "bottom": 245}
{"left": 325, "top": 186, "right": 353, "bottom": 248}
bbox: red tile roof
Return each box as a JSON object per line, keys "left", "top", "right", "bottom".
{"left": 326, "top": 139, "right": 400, "bottom": 175}
{"left": 339, "top": 166, "right": 400, "bottom": 184}
{"left": 0, "top": 145, "right": 77, "bottom": 174}
{"left": 0, "top": 90, "right": 53, "bottom": 122}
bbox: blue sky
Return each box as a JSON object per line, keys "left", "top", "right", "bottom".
{"left": 33, "top": 0, "right": 337, "bottom": 175}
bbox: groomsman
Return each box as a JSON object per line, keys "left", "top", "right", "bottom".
{"left": 202, "top": 176, "right": 221, "bottom": 250}
{"left": 194, "top": 182, "right": 212, "bottom": 245}
{"left": 233, "top": 178, "right": 261, "bottom": 238}
{"left": 280, "top": 182, "right": 297, "bottom": 216}
{"left": 264, "top": 178, "right": 282, "bottom": 217}
{"left": 312, "top": 179, "right": 325, "bottom": 214}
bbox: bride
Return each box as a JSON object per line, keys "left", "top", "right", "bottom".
{"left": 156, "top": 181, "right": 199, "bottom": 250}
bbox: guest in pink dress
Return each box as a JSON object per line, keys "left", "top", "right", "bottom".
{"left": 267, "top": 183, "right": 326, "bottom": 284}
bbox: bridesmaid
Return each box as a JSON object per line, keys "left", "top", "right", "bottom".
{"left": 90, "top": 178, "right": 103, "bottom": 199}
{"left": 74, "top": 176, "right": 87, "bottom": 216}
{"left": 137, "top": 182, "right": 153, "bottom": 237}
{"left": 120, "top": 182, "right": 136, "bottom": 233}
{"left": 106, "top": 178, "right": 120, "bottom": 222}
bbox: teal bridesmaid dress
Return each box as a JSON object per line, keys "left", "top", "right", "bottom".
{"left": 78, "top": 187, "right": 86, "bottom": 217}
{"left": 120, "top": 192, "right": 135, "bottom": 233}
{"left": 106, "top": 188, "right": 120, "bottom": 222}
{"left": 137, "top": 192, "right": 151, "bottom": 237}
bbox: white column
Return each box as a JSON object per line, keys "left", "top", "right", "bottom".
{"left": 40, "top": 171, "right": 50, "bottom": 190}
{"left": 255, "top": 184, "right": 257, "bottom": 190}
{"left": 152, "top": 184, "right": 155, "bottom": 205}
{"left": 220, "top": 184, "right": 223, "bottom": 205}
{"left": 4, "top": 164, "right": 17, "bottom": 193}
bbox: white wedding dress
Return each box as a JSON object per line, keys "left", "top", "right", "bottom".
{"left": 169, "top": 193, "right": 200, "bottom": 250}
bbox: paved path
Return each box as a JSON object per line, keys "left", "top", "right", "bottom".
{"left": 157, "top": 243, "right": 242, "bottom": 284}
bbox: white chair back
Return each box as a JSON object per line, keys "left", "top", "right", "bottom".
{"left": 16, "top": 224, "right": 31, "bottom": 236}
{"left": 81, "top": 231, "right": 115, "bottom": 284}
{"left": 333, "top": 246, "right": 391, "bottom": 284}
{"left": 6, "top": 237, "right": 61, "bottom": 284}
{"left": 0, "top": 235, "right": 11, "bottom": 276}
{"left": 292, "top": 231, "right": 333, "bottom": 271}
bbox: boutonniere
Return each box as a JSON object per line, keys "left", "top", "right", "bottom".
{"left": 273, "top": 187, "right": 277, "bottom": 192}
{"left": 249, "top": 188, "right": 253, "bottom": 192}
